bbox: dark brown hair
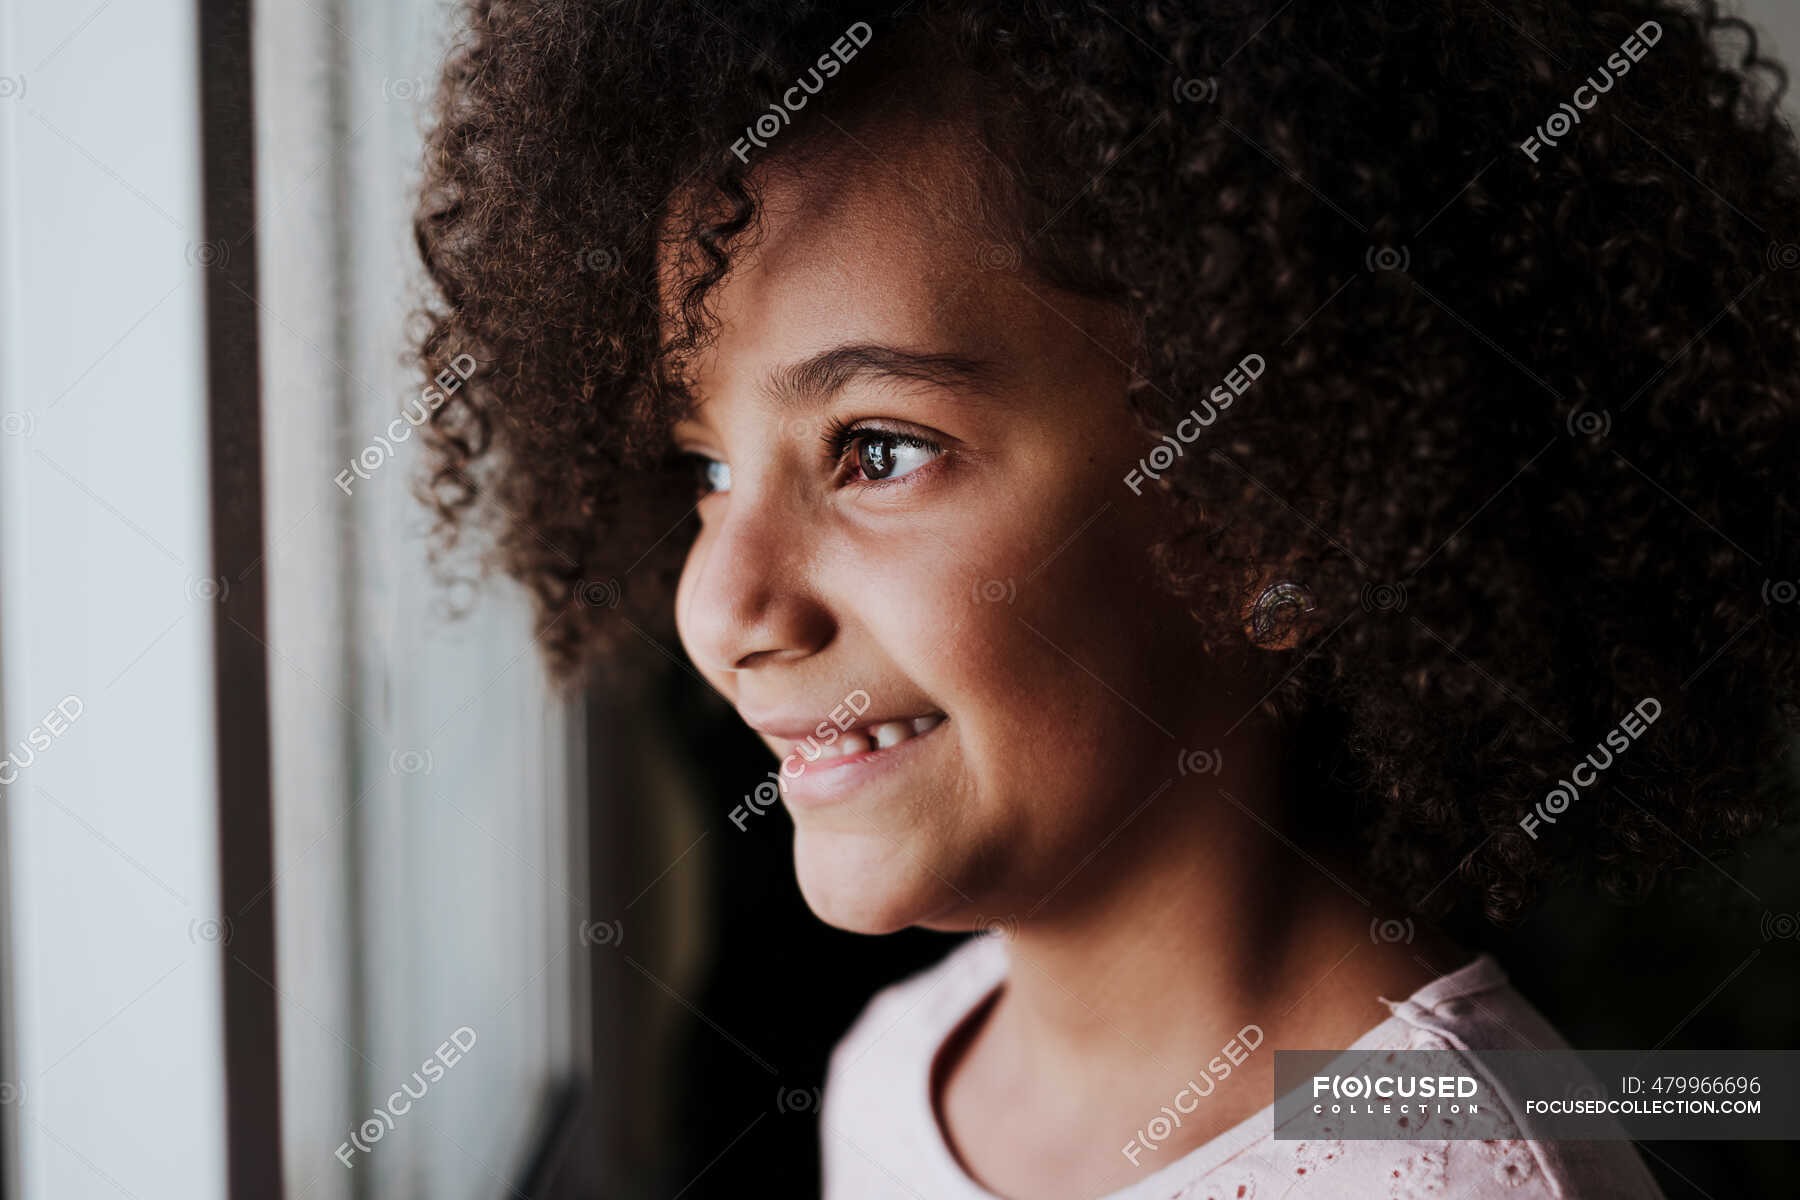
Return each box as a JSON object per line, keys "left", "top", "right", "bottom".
{"left": 411, "top": 0, "right": 1800, "bottom": 922}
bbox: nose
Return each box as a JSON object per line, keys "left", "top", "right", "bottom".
{"left": 676, "top": 488, "right": 834, "bottom": 675}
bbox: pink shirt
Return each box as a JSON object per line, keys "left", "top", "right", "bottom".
{"left": 820, "top": 933, "right": 1667, "bottom": 1198}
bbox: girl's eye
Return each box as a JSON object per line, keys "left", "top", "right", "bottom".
{"left": 681, "top": 452, "right": 730, "bottom": 497}
{"left": 839, "top": 428, "right": 940, "bottom": 484}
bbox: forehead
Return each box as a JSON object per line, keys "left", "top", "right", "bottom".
{"left": 657, "top": 120, "right": 1031, "bottom": 393}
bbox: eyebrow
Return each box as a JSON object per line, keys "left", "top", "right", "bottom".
{"left": 760, "top": 342, "right": 1004, "bottom": 409}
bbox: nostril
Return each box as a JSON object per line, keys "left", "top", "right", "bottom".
{"left": 733, "top": 646, "right": 794, "bottom": 670}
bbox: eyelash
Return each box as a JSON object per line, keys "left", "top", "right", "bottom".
{"left": 819, "top": 416, "right": 944, "bottom": 486}
{"left": 676, "top": 420, "right": 945, "bottom": 498}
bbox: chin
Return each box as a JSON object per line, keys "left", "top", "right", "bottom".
{"left": 789, "top": 825, "right": 968, "bottom": 935}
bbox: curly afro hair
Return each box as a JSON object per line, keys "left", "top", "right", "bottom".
{"left": 411, "top": 0, "right": 1800, "bottom": 923}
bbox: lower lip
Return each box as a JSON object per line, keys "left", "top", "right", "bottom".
{"left": 777, "top": 718, "right": 949, "bottom": 809}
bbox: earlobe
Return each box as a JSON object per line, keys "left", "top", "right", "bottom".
{"left": 1243, "top": 578, "right": 1316, "bottom": 651}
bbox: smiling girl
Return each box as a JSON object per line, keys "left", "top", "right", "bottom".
{"left": 411, "top": 2, "right": 1800, "bottom": 1197}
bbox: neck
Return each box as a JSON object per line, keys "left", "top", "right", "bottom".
{"left": 981, "top": 721, "right": 1449, "bottom": 1102}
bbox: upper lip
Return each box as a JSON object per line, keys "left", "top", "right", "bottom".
{"left": 741, "top": 710, "right": 944, "bottom": 741}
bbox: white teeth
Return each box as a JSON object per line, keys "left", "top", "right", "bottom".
{"left": 821, "top": 730, "right": 872, "bottom": 758}
{"left": 869, "top": 721, "right": 913, "bottom": 750}
{"left": 800, "top": 713, "right": 944, "bottom": 760}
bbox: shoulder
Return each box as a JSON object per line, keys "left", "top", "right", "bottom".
{"left": 1199, "top": 955, "right": 1664, "bottom": 1200}
{"left": 817, "top": 934, "right": 1006, "bottom": 1194}
{"left": 824, "top": 932, "right": 1004, "bottom": 1097}
{"left": 1356, "top": 954, "right": 1667, "bottom": 1199}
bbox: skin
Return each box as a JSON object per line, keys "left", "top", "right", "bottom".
{"left": 664, "top": 117, "right": 1466, "bottom": 1199}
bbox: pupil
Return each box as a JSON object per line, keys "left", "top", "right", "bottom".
{"left": 859, "top": 436, "right": 894, "bottom": 479}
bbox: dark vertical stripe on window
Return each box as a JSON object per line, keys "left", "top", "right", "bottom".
{"left": 196, "top": 0, "right": 285, "bottom": 1195}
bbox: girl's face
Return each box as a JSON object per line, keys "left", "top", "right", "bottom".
{"left": 667, "top": 130, "right": 1219, "bottom": 934}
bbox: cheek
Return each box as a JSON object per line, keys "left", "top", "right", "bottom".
{"left": 671, "top": 544, "right": 699, "bottom": 652}
{"left": 868, "top": 541, "right": 1157, "bottom": 780}
{"left": 949, "top": 526, "right": 1179, "bottom": 799}
{"left": 825, "top": 533, "right": 970, "bottom": 684}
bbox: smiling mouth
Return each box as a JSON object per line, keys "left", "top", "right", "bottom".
{"left": 767, "top": 712, "right": 946, "bottom": 766}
